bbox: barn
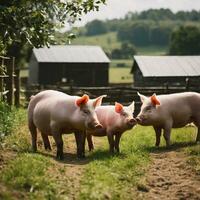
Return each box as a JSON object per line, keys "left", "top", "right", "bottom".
{"left": 131, "top": 56, "right": 200, "bottom": 87}
{"left": 28, "top": 45, "right": 110, "bottom": 86}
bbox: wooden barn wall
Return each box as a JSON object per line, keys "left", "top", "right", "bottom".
{"left": 38, "top": 63, "right": 108, "bottom": 86}
{"left": 28, "top": 54, "right": 38, "bottom": 85}
{"left": 133, "top": 63, "right": 200, "bottom": 88}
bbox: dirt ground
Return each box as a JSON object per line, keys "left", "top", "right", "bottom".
{"left": 137, "top": 149, "right": 200, "bottom": 200}
{"left": 1, "top": 132, "right": 200, "bottom": 200}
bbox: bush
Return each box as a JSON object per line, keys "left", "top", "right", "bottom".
{"left": 0, "top": 101, "right": 26, "bottom": 139}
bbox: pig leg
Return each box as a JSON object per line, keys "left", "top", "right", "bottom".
{"left": 153, "top": 126, "right": 162, "bottom": 146}
{"left": 41, "top": 132, "right": 51, "bottom": 150}
{"left": 163, "top": 126, "right": 171, "bottom": 147}
{"left": 75, "top": 132, "right": 86, "bottom": 158}
{"left": 107, "top": 132, "right": 114, "bottom": 154}
{"left": 52, "top": 132, "right": 63, "bottom": 160}
{"left": 196, "top": 127, "right": 200, "bottom": 142}
{"left": 87, "top": 133, "right": 94, "bottom": 151}
{"left": 114, "top": 133, "right": 122, "bottom": 153}
{"left": 28, "top": 121, "right": 37, "bottom": 152}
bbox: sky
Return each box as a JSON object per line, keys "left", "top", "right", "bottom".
{"left": 72, "top": 0, "right": 200, "bottom": 27}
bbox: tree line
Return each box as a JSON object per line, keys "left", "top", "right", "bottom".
{"left": 81, "top": 9, "right": 200, "bottom": 56}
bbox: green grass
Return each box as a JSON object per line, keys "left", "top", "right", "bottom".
{"left": 109, "top": 67, "right": 132, "bottom": 83}
{"left": 0, "top": 102, "right": 26, "bottom": 140}
{"left": 1, "top": 154, "right": 56, "bottom": 199}
{"left": 1, "top": 108, "right": 200, "bottom": 199}
{"left": 72, "top": 31, "right": 168, "bottom": 56}
{"left": 79, "top": 127, "right": 153, "bottom": 199}
{"left": 72, "top": 32, "right": 121, "bottom": 54}
{"left": 137, "top": 45, "right": 168, "bottom": 55}
{"left": 110, "top": 59, "right": 133, "bottom": 68}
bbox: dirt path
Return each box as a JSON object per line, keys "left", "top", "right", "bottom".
{"left": 39, "top": 135, "right": 104, "bottom": 199}
{"left": 138, "top": 150, "right": 200, "bottom": 200}
{"left": 0, "top": 132, "right": 103, "bottom": 200}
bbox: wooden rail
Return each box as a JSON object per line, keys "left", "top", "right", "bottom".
{"left": 0, "top": 56, "right": 20, "bottom": 106}
{"left": 25, "top": 84, "right": 200, "bottom": 115}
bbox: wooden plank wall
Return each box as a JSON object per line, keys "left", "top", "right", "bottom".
{"left": 25, "top": 85, "right": 200, "bottom": 115}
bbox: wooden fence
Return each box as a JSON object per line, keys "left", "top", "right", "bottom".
{"left": 25, "top": 84, "right": 200, "bottom": 115}
{"left": 0, "top": 56, "right": 20, "bottom": 106}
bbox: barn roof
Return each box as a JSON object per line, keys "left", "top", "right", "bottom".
{"left": 33, "top": 45, "right": 110, "bottom": 63}
{"left": 133, "top": 56, "right": 200, "bottom": 77}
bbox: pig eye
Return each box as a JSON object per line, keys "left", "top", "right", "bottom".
{"left": 121, "top": 112, "right": 128, "bottom": 117}
{"left": 145, "top": 106, "right": 152, "bottom": 111}
{"left": 83, "top": 110, "right": 90, "bottom": 114}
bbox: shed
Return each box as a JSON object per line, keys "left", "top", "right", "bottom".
{"left": 131, "top": 55, "right": 200, "bottom": 87}
{"left": 28, "top": 45, "right": 110, "bottom": 86}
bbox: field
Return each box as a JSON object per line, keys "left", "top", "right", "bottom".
{"left": 71, "top": 31, "right": 168, "bottom": 56}
{"left": 71, "top": 32, "right": 121, "bottom": 54}
{"left": 0, "top": 109, "right": 200, "bottom": 199}
{"left": 109, "top": 67, "right": 132, "bottom": 83}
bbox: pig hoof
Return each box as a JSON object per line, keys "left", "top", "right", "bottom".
{"left": 77, "top": 154, "right": 86, "bottom": 159}
{"left": 45, "top": 146, "right": 52, "bottom": 151}
{"left": 56, "top": 153, "right": 64, "bottom": 160}
{"left": 89, "top": 148, "right": 94, "bottom": 152}
{"left": 32, "top": 148, "right": 37, "bottom": 153}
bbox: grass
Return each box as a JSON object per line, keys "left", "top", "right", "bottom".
{"left": 72, "top": 31, "right": 168, "bottom": 56}
{"left": 0, "top": 108, "right": 200, "bottom": 199}
{"left": 110, "top": 59, "right": 133, "bottom": 68}
{"left": 72, "top": 32, "right": 121, "bottom": 54}
{"left": 109, "top": 67, "right": 132, "bottom": 83}
{"left": 79, "top": 127, "right": 152, "bottom": 199}
{"left": 0, "top": 102, "right": 26, "bottom": 139}
{"left": 1, "top": 154, "right": 57, "bottom": 200}
{"left": 137, "top": 45, "right": 168, "bottom": 56}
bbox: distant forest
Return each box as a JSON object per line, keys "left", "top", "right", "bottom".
{"left": 60, "top": 9, "right": 200, "bottom": 57}
{"left": 82, "top": 9, "right": 200, "bottom": 46}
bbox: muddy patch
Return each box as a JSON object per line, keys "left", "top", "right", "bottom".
{"left": 138, "top": 151, "right": 200, "bottom": 200}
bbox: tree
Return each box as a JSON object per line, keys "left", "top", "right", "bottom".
{"left": 169, "top": 26, "right": 200, "bottom": 55}
{"left": 86, "top": 20, "right": 107, "bottom": 35}
{"left": 130, "top": 23, "right": 150, "bottom": 46}
{"left": 150, "top": 26, "right": 171, "bottom": 46}
{"left": 111, "top": 42, "right": 137, "bottom": 59}
{"left": 0, "top": 0, "right": 106, "bottom": 63}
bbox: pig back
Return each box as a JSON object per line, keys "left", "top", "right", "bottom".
{"left": 158, "top": 92, "right": 200, "bottom": 127}
{"left": 30, "top": 90, "right": 79, "bottom": 133}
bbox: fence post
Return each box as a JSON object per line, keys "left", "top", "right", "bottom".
{"left": 0, "top": 77, "right": 3, "bottom": 100}
{"left": 14, "top": 67, "right": 20, "bottom": 107}
{"left": 6, "top": 57, "right": 15, "bottom": 105}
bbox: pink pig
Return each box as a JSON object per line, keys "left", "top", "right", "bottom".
{"left": 28, "top": 90, "right": 106, "bottom": 159}
{"left": 86, "top": 101, "right": 137, "bottom": 153}
{"left": 136, "top": 92, "right": 200, "bottom": 146}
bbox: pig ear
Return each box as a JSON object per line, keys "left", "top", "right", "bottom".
{"left": 115, "top": 102, "right": 124, "bottom": 113}
{"left": 128, "top": 101, "right": 135, "bottom": 112}
{"left": 93, "top": 95, "right": 107, "bottom": 108}
{"left": 76, "top": 94, "right": 89, "bottom": 107}
{"left": 150, "top": 93, "right": 160, "bottom": 106}
{"left": 137, "top": 92, "right": 147, "bottom": 103}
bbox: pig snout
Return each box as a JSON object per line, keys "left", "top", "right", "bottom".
{"left": 94, "top": 123, "right": 103, "bottom": 129}
{"left": 128, "top": 118, "right": 137, "bottom": 126}
{"left": 136, "top": 117, "right": 141, "bottom": 123}
{"left": 136, "top": 115, "right": 147, "bottom": 124}
{"left": 88, "top": 121, "right": 103, "bottom": 130}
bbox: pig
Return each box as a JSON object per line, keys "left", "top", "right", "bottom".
{"left": 86, "top": 101, "right": 137, "bottom": 153}
{"left": 136, "top": 92, "right": 200, "bottom": 147}
{"left": 28, "top": 90, "right": 106, "bottom": 159}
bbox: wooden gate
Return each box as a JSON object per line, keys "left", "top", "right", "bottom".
{"left": 0, "top": 56, "right": 20, "bottom": 106}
